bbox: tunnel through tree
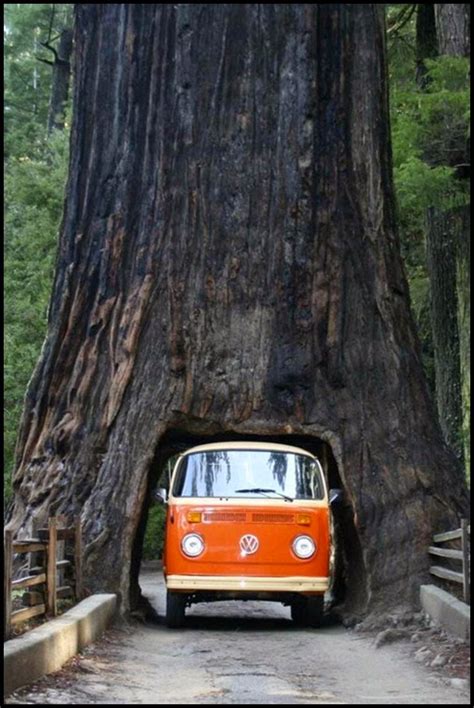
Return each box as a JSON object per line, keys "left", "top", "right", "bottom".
{"left": 7, "top": 4, "right": 468, "bottom": 620}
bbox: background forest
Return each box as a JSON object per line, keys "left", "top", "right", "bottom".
{"left": 4, "top": 4, "right": 470, "bottom": 558}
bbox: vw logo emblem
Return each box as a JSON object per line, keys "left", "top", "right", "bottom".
{"left": 240, "top": 534, "right": 259, "bottom": 555}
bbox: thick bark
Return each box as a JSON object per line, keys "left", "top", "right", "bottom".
{"left": 425, "top": 208, "right": 464, "bottom": 463}
{"left": 435, "top": 4, "right": 470, "bottom": 57}
{"left": 47, "top": 28, "right": 73, "bottom": 134}
{"left": 8, "top": 4, "right": 468, "bottom": 618}
{"left": 455, "top": 206, "right": 470, "bottom": 478}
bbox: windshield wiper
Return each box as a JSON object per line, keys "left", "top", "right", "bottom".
{"left": 234, "top": 488, "right": 294, "bottom": 502}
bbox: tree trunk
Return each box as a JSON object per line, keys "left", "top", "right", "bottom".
{"left": 455, "top": 206, "right": 470, "bottom": 478}
{"left": 7, "top": 4, "right": 469, "bottom": 620}
{"left": 425, "top": 208, "right": 464, "bottom": 464}
{"left": 47, "top": 28, "right": 73, "bottom": 134}
{"left": 415, "top": 4, "right": 438, "bottom": 88}
{"left": 435, "top": 4, "right": 470, "bottom": 57}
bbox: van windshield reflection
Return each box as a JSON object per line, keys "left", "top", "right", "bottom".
{"left": 172, "top": 449, "right": 324, "bottom": 500}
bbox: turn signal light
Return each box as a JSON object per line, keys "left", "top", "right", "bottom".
{"left": 186, "top": 511, "right": 202, "bottom": 523}
{"left": 296, "top": 513, "right": 311, "bottom": 526}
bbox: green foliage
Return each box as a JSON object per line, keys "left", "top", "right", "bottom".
{"left": 142, "top": 505, "right": 167, "bottom": 560}
{"left": 4, "top": 130, "right": 70, "bottom": 498}
{"left": 4, "top": 4, "right": 73, "bottom": 158}
{"left": 391, "top": 58, "right": 470, "bottom": 241}
{"left": 4, "top": 4, "right": 72, "bottom": 504}
{"left": 142, "top": 460, "right": 176, "bottom": 559}
{"left": 395, "top": 159, "right": 457, "bottom": 247}
{"left": 387, "top": 7, "right": 470, "bottom": 405}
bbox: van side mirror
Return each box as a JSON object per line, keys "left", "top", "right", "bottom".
{"left": 329, "top": 488, "right": 343, "bottom": 506}
{"left": 154, "top": 487, "right": 168, "bottom": 504}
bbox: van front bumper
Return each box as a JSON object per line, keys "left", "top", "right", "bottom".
{"left": 166, "top": 574, "right": 329, "bottom": 593}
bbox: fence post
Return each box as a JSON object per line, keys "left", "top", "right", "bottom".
{"left": 461, "top": 518, "right": 470, "bottom": 604}
{"left": 4, "top": 530, "right": 13, "bottom": 640}
{"left": 74, "top": 516, "right": 83, "bottom": 600}
{"left": 47, "top": 517, "right": 58, "bottom": 617}
{"left": 56, "top": 514, "right": 67, "bottom": 589}
{"left": 29, "top": 517, "right": 39, "bottom": 576}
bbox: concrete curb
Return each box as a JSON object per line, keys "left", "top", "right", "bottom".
{"left": 420, "top": 584, "right": 470, "bottom": 641}
{"left": 4, "top": 593, "right": 117, "bottom": 697}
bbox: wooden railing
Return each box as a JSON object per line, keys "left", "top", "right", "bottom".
{"left": 429, "top": 518, "right": 470, "bottom": 605}
{"left": 4, "top": 516, "right": 83, "bottom": 640}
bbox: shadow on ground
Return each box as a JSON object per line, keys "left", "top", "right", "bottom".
{"left": 138, "top": 594, "right": 342, "bottom": 632}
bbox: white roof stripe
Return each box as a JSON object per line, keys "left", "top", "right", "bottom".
{"left": 179, "top": 441, "right": 317, "bottom": 458}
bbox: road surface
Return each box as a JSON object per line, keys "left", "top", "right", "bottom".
{"left": 6, "top": 569, "right": 470, "bottom": 704}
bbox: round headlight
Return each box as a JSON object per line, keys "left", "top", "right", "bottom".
{"left": 292, "top": 535, "right": 316, "bottom": 559}
{"left": 181, "top": 533, "right": 205, "bottom": 557}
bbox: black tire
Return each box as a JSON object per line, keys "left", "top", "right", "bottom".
{"left": 290, "top": 601, "right": 306, "bottom": 625}
{"left": 166, "top": 591, "right": 186, "bottom": 628}
{"left": 291, "top": 596, "right": 324, "bottom": 628}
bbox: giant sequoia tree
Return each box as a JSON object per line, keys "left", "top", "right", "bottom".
{"left": 8, "top": 4, "right": 469, "bottom": 618}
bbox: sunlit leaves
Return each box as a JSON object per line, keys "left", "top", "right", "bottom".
{"left": 4, "top": 4, "right": 72, "bottom": 501}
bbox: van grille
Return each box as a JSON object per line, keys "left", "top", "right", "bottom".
{"left": 252, "top": 513, "right": 295, "bottom": 523}
{"left": 202, "top": 512, "right": 247, "bottom": 523}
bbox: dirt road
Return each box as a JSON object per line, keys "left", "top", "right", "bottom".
{"left": 6, "top": 570, "right": 470, "bottom": 704}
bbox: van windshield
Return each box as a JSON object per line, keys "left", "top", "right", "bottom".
{"left": 172, "top": 449, "right": 325, "bottom": 500}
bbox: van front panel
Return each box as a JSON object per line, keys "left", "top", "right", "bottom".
{"left": 163, "top": 502, "right": 330, "bottom": 582}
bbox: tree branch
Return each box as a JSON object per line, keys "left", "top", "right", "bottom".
{"left": 48, "top": 33, "right": 62, "bottom": 45}
{"left": 387, "top": 4, "right": 417, "bottom": 36}
{"left": 36, "top": 56, "right": 54, "bottom": 67}
{"left": 40, "top": 40, "right": 59, "bottom": 63}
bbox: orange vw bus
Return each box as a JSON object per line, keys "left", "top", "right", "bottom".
{"left": 157, "top": 441, "right": 340, "bottom": 628}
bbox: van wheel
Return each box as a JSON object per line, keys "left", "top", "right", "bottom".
{"left": 166, "top": 591, "right": 186, "bottom": 628}
{"left": 291, "top": 596, "right": 324, "bottom": 628}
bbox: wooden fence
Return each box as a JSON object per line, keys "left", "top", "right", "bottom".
{"left": 4, "top": 516, "right": 82, "bottom": 640}
{"left": 429, "top": 518, "right": 470, "bottom": 605}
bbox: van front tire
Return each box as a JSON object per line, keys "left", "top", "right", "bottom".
{"left": 291, "top": 596, "right": 324, "bottom": 628}
{"left": 166, "top": 591, "right": 186, "bottom": 628}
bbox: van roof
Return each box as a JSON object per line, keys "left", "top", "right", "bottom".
{"left": 180, "top": 441, "right": 317, "bottom": 458}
